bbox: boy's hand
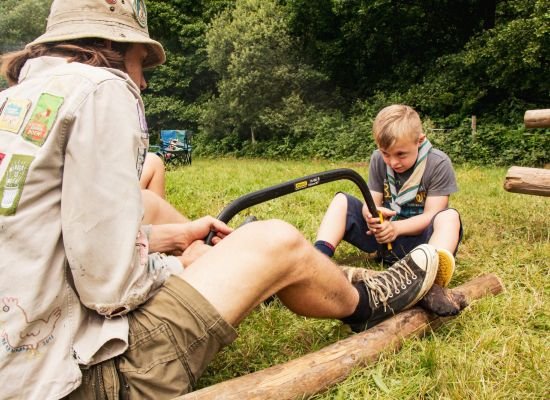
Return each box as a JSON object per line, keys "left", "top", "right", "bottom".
{"left": 367, "top": 219, "right": 397, "bottom": 244}
{"left": 376, "top": 206, "right": 396, "bottom": 219}
{"left": 362, "top": 205, "right": 397, "bottom": 244}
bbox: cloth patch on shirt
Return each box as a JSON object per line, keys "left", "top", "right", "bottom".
{"left": 0, "top": 98, "right": 32, "bottom": 133}
{"left": 22, "top": 93, "right": 64, "bottom": 146}
{"left": 0, "top": 154, "right": 34, "bottom": 216}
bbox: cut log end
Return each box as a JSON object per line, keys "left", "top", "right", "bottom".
{"left": 524, "top": 109, "right": 550, "bottom": 128}
{"left": 504, "top": 166, "right": 550, "bottom": 197}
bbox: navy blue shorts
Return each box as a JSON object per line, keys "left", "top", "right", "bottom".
{"left": 342, "top": 193, "right": 463, "bottom": 264}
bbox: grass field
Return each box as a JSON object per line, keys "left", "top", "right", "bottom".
{"left": 165, "top": 158, "right": 549, "bottom": 399}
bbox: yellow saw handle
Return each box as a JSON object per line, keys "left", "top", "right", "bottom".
{"left": 377, "top": 211, "right": 393, "bottom": 251}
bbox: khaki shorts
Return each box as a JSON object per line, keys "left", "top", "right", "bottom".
{"left": 66, "top": 276, "right": 237, "bottom": 400}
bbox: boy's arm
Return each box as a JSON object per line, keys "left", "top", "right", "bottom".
{"left": 364, "top": 194, "right": 449, "bottom": 243}
{"left": 391, "top": 195, "right": 449, "bottom": 236}
{"left": 372, "top": 191, "right": 384, "bottom": 206}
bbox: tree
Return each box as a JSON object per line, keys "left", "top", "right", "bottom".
{"left": 282, "top": 0, "right": 486, "bottom": 102}
{"left": 408, "top": 0, "right": 549, "bottom": 121}
{"left": 202, "top": 0, "right": 326, "bottom": 143}
{"left": 0, "top": 0, "right": 51, "bottom": 54}
{"left": 144, "top": 0, "right": 233, "bottom": 140}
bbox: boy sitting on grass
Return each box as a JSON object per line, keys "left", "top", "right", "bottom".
{"left": 315, "top": 104, "right": 465, "bottom": 325}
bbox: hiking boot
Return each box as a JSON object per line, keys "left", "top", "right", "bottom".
{"left": 435, "top": 248, "right": 455, "bottom": 287}
{"left": 349, "top": 244, "right": 439, "bottom": 332}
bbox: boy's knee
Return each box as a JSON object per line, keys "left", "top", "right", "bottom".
{"left": 333, "top": 192, "right": 347, "bottom": 203}
{"left": 330, "top": 192, "right": 349, "bottom": 210}
{"left": 435, "top": 208, "right": 461, "bottom": 225}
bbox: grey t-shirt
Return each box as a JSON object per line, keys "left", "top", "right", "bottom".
{"left": 368, "top": 148, "right": 458, "bottom": 218}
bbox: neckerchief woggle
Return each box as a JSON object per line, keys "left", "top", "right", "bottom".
{"left": 387, "top": 139, "right": 432, "bottom": 220}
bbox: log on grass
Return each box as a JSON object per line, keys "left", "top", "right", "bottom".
{"left": 504, "top": 166, "right": 550, "bottom": 197}
{"left": 177, "top": 273, "right": 504, "bottom": 400}
{"left": 524, "top": 109, "right": 550, "bottom": 128}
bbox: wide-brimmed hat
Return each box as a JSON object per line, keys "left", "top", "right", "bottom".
{"left": 27, "top": 0, "right": 165, "bottom": 68}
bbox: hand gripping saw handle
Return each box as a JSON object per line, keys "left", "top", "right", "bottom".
{"left": 206, "top": 168, "right": 392, "bottom": 251}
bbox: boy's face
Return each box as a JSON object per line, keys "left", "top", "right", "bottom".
{"left": 379, "top": 135, "right": 425, "bottom": 173}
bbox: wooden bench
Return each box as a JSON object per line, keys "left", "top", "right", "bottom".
{"left": 503, "top": 109, "right": 550, "bottom": 197}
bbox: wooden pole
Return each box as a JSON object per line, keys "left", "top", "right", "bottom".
{"left": 504, "top": 166, "right": 550, "bottom": 197}
{"left": 524, "top": 109, "right": 550, "bottom": 128}
{"left": 176, "top": 274, "right": 504, "bottom": 400}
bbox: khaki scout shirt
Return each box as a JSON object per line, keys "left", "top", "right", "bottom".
{"left": 0, "top": 57, "right": 182, "bottom": 399}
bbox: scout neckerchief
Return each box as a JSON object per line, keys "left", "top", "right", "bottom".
{"left": 387, "top": 139, "right": 432, "bottom": 220}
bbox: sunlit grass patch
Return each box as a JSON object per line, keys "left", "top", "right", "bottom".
{"left": 166, "top": 158, "right": 549, "bottom": 398}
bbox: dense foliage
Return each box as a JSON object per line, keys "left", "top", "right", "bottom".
{"left": 1, "top": 0, "right": 548, "bottom": 165}
{"left": 146, "top": 0, "right": 549, "bottom": 165}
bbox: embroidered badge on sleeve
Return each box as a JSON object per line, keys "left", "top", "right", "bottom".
{"left": 22, "top": 93, "right": 64, "bottom": 146}
{"left": 0, "top": 98, "right": 32, "bottom": 133}
{"left": 0, "top": 154, "right": 34, "bottom": 216}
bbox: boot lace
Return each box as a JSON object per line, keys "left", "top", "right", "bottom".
{"left": 361, "top": 259, "right": 418, "bottom": 311}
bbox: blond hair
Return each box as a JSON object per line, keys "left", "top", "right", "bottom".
{"left": 372, "top": 105, "right": 423, "bottom": 150}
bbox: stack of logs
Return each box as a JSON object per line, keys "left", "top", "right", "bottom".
{"left": 503, "top": 109, "right": 550, "bottom": 197}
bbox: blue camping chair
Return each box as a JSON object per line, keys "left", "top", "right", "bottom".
{"left": 157, "top": 130, "right": 192, "bottom": 165}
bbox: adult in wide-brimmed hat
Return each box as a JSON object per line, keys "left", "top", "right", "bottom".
{"left": 0, "top": 1, "right": 453, "bottom": 399}
{"left": 0, "top": 1, "right": 182, "bottom": 398}
{"left": 28, "top": 0, "right": 165, "bottom": 68}
{"left": 1, "top": 0, "right": 164, "bottom": 86}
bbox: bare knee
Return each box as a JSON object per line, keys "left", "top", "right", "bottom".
{"left": 247, "top": 219, "right": 304, "bottom": 250}
{"left": 330, "top": 192, "right": 348, "bottom": 210}
{"left": 147, "top": 152, "right": 165, "bottom": 171}
{"left": 235, "top": 219, "right": 309, "bottom": 269}
{"left": 141, "top": 153, "right": 166, "bottom": 197}
{"left": 434, "top": 209, "right": 460, "bottom": 226}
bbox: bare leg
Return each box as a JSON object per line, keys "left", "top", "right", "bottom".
{"left": 177, "top": 220, "right": 359, "bottom": 326}
{"left": 420, "top": 209, "right": 466, "bottom": 316}
{"left": 427, "top": 209, "right": 461, "bottom": 253}
{"left": 142, "top": 189, "right": 189, "bottom": 224}
{"left": 140, "top": 152, "right": 166, "bottom": 199}
{"left": 315, "top": 193, "right": 348, "bottom": 247}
